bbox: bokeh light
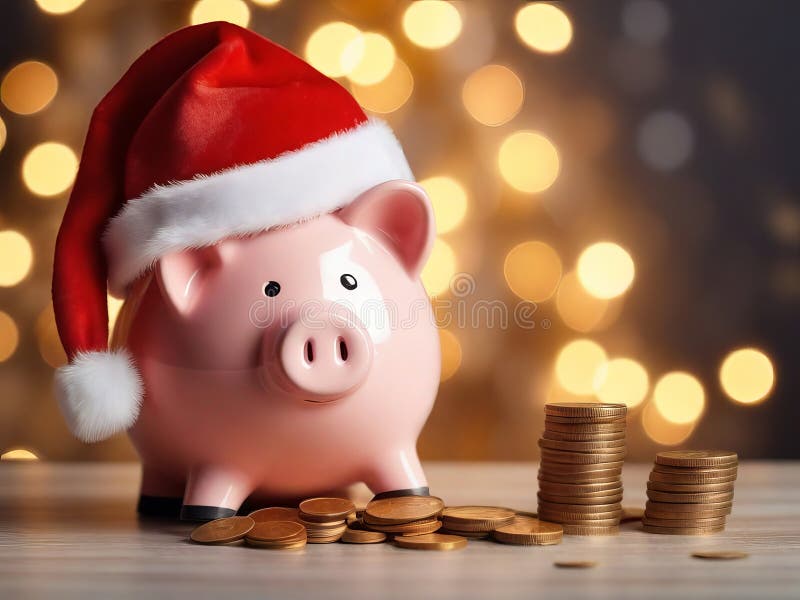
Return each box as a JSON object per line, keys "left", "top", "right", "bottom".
{"left": 190, "top": 0, "right": 250, "bottom": 26}
{"left": 36, "top": 304, "right": 67, "bottom": 368}
{"left": 350, "top": 58, "right": 414, "bottom": 114}
{"left": 555, "top": 339, "right": 608, "bottom": 396}
{"left": 0, "top": 116, "right": 6, "bottom": 153}
{"left": 1, "top": 61, "right": 58, "bottom": 115}
{"left": 34, "top": 0, "right": 85, "bottom": 15}
{"left": 720, "top": 347, "right": 775, "bottom": 405}
{"left": 0, "top": 230, "right": 34, "bottom": 287}
{"left": 305, "top": 22, "right": 363, "bottom": 78}
{"left": 402, "top": 1, "right": 462, "bottom": 49}
{"left": 556, "top": 271, "right": 609, "bottom": 332}
{"left": 652, "top": 371, "right": 705, "bottom": 424}
{"left": 642, "top": 401, "right": 695, "bottom": 445}
{"left": 498, "top": 131, "right": 560, "bottom": 193}
{"left": 251, "top": 0, "right": 281, "bottom": 5}
{"left": 421, "top": 238, "right": 457, "bottom": 296}
{"left": 577, "top": 242, "right": 635, "bottom": 299}
{"left": 504, "top": 241, "right": 562, "bottom": 302}
{"left": 622, "top": 0, "right": 671, "bottom": 46}
{"left": 439, "top": 328, "right": 462, "bottom": 382}
{"left": 0, "top": 448, "right": 39, "bottom": 460}
{"left": 419, "top": 176, "right": 467, "bottom": 234}
{"left": 637, "top": 110, "right": 694, "bottom": 171}
{"left": 594, "top": 357, "right": 649, "bottom": 408}
{"left": 22, "top": 142, "right": 78, "bottom": 197}
{"left": 0, "top": 311, "right": 19, "bottom": 362}
{"left": 515, "top": 2, "right": 573, "bottom": 54}
{"left": 342, "top": 32, "right": 395, "bottom": 86}
{"left": 462, "top": 64, "right": 524, "bottom": 127}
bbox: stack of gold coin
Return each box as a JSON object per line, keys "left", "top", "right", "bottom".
{"left": 362, "top": 495, "right": 446, "bottom": 539}
{"left": 438, "top": 506, "right": 516, "bottom": 539}
{"left": 245, "top": 521, "right": 308, "bottom": 549}
{"left": 537, "top": 402, "right": 627, "bottom": 535}
{"left": 298, "top": 497, "right": 356, "bottom": 543}
{"left": 643, "top": 450, "right": 738, "bottom": 535}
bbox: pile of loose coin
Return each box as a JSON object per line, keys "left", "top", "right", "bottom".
{"left": 537, "top": 402, "right": 627, "bottom": 535}
{"left": 298, "top": 497, "right": 355, "bottom": 543}
{"left": 643, "top": 450, "right": 738, "bottom": 535}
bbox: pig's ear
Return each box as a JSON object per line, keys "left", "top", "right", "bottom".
{"left": 156, "top": 245, "right": 224, "bottom": 316}
{"left": 338, "top": 181, "right": 435, "bottom": 278}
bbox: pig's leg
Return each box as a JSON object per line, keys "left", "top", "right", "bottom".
{"left": 137, "top": 465, "right": 184, "bottom": 519}
{"left": 363, "top": 447, "right": 430, "bottom": 499}
{"left": 180, "top": 466, "right": 254, "bottom": 521}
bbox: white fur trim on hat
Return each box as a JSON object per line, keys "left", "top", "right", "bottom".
{"left": 54, "top": 349, "right": 144, "bottom": 443}
{"left": 103, "top": 118, "right": 413, "bottom": 295}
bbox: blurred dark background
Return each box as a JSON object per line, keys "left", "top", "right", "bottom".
{"left": 0, "top": 0, "right": 797, "bottom": 462}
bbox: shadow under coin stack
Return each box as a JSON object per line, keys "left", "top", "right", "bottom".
{"left": 537, "top": 402, "right": 628, "bottom": 536}
{"left": 643, "top": 450, "right": 738, "bottom": 535}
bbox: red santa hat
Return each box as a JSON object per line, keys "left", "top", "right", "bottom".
{"left": 53, "top": 22, "right": 414, "bottom": 442}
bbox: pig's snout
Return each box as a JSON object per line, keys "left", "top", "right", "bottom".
{"left": 278, "top": 313, "right": 373, "bottom": 401}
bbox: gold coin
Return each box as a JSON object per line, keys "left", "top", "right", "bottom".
{"left": 393, "top": 533, "right": 468, "bottom": 551}
{"left": 538, "top": 472, "right": 622, "bottom": 485}
{"left": 644, "top": 507, "right": 731, "bottom": 520}
{"left": 646, "top": 490, "right": 734, "bottom": 504}
{"left": 643, "top": 524, "right": 726, "bottom": 535}
{"left": 514, "top": 510, "right": 539, "bottom": 520}
{"left": 545, "top": 415, "right": 626, "bottom": 424}
{"left": 645, "top": 499, "right": 732, "bottom": 512}
{"left": 554, "top": 561, "right": 597, "bottom": 568}
{"left": 365, "top": 518, "right": 442, "bottom": 535}
{"left": 538, "top": 480, "right": 622, "bottom": 495}
{"left": 620, "top": 506, "right": 644, "bottom": 522}
{"left": 340, "top": 528, "right": 386, "bottom": 544}
{"left": 298, "top": 497, "right": 356, "bottom": 522}
{"left": 545, "top": 421, "right": 626, "bottom": 434}
{"left": 537, "top": 508, "right": 621, "bottom": 520}
{"left": 561, "top": 524, "right": 619, "bottom": 535}
{"left": 642, "top": 515, "right": 726, "bottom": 528}
{"left": 539, "top": 516, "right": 620, "bottom": 527}
{"left": 691, "top": 551, "right": 748, "bottom": 560}
{"left": 647, "top": 480, "right": 735, "bottom": 493}
{"left": 541, "top": 448, "right": 627, "bottom": 465}
{"left": 655, "top": 450, "right": 738, "bottom": 468}
{"left": 649, "top": 470, "right": 738, "bottom": 484}
{"left": 543, "top": 430, "right": 626, "bottom": 442}
{"left": 439, "top": 528, "right": 489, "bottom": 539}
{"left": 365, "top": 496, "right": 444, "bottom": 524}
{"left": 441, "top": 506, "right": 516, "bottom": 530}
{"left": 652, "top": 463, "right": 737, "bottom": 475}
{"left": 248, "top": 507, "right": 300, "bottom": 523}
{"left": 538, "top": 492, "right": 623, "bottom": 506}
{"left": 539, "top": 438, "right": 627, "bottom": 452}
{"left": 545, "top": 402, "right": 627, "bottom": 418}
{"left": 537, "top": 500, "right": 622, "bottom": 513}
{"left": 539, "top": 460, "right": 625, "bottom": 473}
{"left": 492, "top": 517, "right": 563, "bottom": 545}
{"left": 246, "top": 538, "right": 307, "bottom": 550}
{"left": 247, "top": 520, "right": 306, "bottom": 542}
{"left": 190, "top": 516, "right": 255, "bottom": 545}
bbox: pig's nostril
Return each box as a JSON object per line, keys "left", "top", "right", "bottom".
{"left": 305, "top": 339, "right": 314, "bottom": 364}
{"left": 337, "top": 337, "right": 349, "bottom": 362}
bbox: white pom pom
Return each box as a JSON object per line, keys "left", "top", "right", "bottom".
{"left": 54, "top": 349, "right": 143, "bottom": 443}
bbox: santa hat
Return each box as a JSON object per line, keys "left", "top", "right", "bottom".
{"left": 53, "top": 22, "right": 414, "bottom": 443}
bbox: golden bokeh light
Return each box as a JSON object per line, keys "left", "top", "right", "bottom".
{"left": 439, "top": 328, "right": 462, "bottom": 382}
{"left": 0, "top": 230, "right": 34, "bottom": 287}
{"left": 350, "top": 58, "right": 414, "bottom": 114}
{"left": 0, "top": 116, "right": 6, "bottom": 152}
{"left": 720, "top": 347, "right": 775, "bottom": 405}
{"left": 107, "top": 295, "right": 125, "bottom": 333}
{"left": 653, "top": 371, "right": 705, "bottom": 424}
{"left": 0, "top": 448, "right": 40, "bottom": 460}
{"left": 305, "top": 22, "right": 362, "bottom": 78}
{"left": 342, "top": 32, "right": 396, "bottom": 86}
{"left": 515, "top": 2, "right": 573, "bottom": 54}
{"left": 402, "top": 1, "right": 462, "bottom": 49}
{"left": 36, "top": 304, "right": 67, "bottom": 369}
{"left": 190, "top": 0, "right": 250, "bottom": 27}
{"left": 419, "top": 175, "right": 468, "bottom": 234}
{"left": 555, "top": 339, "right": 608, "bottom": 396}
{"left": 504, "top": 241, "right": 562, "bottom": 302}
{"left": 555, "top": 271, "right": 609, "bottom": 332}
{"left": 462, "top": 64, "right": 524, "bottom": 127}
{"left": 251, "top": 0, "right": 281, "bottom": 5}
{"left": 498, "top": 131, "right": 560, "bottom": 193}
{"left": 22, "top": 142, "right": 78, "bottom": 197}
{"left": 642, "top": 401, "right": 696, "bottom": 446}
{"left": 1, "top": 61, "right": 58, "bottom": 115}
{"left": 34, "top": 0, "right": 85, "bottom": 15}
{"left": 594, "top": 357, "right": 649, "bottom": 408}
{"left": 0, "top": 311, "right": 19, "bottom": 362}
{"left": 421, "top": 238, "right": 457, "bottom": 296}
{"left": 577, "top": 242, "right": 635, "bottom": 299}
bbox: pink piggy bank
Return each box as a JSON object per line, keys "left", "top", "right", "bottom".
{"left": 51, "top": 24, "right": 441, "bottom": 520}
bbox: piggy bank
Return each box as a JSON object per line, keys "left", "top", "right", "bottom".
{"left": 51, "top": 23, "right": 441, "bottom": 520}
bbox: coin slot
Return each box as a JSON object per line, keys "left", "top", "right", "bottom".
{"left": 305, "top": 339, "right": 314, "bottom": 364}
{"left": 337, "top": 337, "right": 349, "bottom": 362}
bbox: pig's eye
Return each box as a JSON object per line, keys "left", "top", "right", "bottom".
{"left": 340, "top": 274, "right": 358, "bottom": 290}
{"left": 263, "top": 281, "right": 281, "bottom": 297}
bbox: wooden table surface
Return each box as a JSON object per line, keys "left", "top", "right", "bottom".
{"left": 1, "top": 461, "right": 798, "bottom": 599}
